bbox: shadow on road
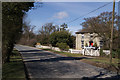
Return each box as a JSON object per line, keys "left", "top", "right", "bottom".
{"left": 25, "top": 56, "right": 91, "bottom": 62}
{"left": 19, "top": 49, "right": 92, "bottom": 62}
{"left": 81, "top": 74, "right": 120, "bottom": 80}
{"left": 19, "top": 49, "right": 43, "bottom": 52}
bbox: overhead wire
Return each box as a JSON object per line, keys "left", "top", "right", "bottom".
{"left": 66, "top": 2, "right": 112, "bottom": 24}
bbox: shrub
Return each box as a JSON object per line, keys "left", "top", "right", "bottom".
{"left": 85, "top": 43, "right": 88, "bottom": 47}
{"left": 112, "top": 50, "right": 119, "bottom": 58}
{"left": 93, "top": 42, "right": 97, "bottom": 47}
{"left": 56, "top": 42, "right": 69, "bottom": 51}
{"left": 49, "top": 31, "right": 75, "bottom": 48}
{"left": 117, "top": 49, "right": 120, "bottom": 59}
{"left": 100, "top": 49, "right": 106, "bottom": 57}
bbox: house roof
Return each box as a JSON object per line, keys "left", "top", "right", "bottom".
{"left": 75, "top": 31, "right": 93, "bottom": 34}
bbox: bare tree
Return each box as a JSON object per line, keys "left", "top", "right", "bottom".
{"left": 81, "top": 11, "right": 118, "bottom": 49}
{"left": 37, "top": 23, "right": 59, "bottom": 45}
{"left": 18, "top": 22, "right": 37, "bottom": 46}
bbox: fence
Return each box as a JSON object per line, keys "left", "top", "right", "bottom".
{"left": 69, "top": 49, "right": 83, "bottom": 54}
{"left": 103, "top": 50, "right": 110, "bottom": 55}
{"left": 36, "top": 45, "right": 107, "bottom": 56}
{"left": 83, "top": 47, "right": 100, "bottom": 56}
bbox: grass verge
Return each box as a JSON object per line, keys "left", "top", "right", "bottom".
{"left": 41, "top": 48, "right": 83, "bottom": 57}
{"left": 81, "top": 57, "right": 119, "bottom": 73}
{"left": 2, "top": 49, "right": 26, "bottom": 80}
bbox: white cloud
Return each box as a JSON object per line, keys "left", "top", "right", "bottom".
{"left": 53, "top": 11, "right": 69, "bottom": 19}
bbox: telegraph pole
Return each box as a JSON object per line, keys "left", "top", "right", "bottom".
{"left": 110, "top": 0, "right": 115, "bottom": 63}
{"left": 118, "top": 1, "right": 120, "bottom": 74}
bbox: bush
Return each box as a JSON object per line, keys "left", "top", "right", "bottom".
{"left": 100, "top": 49, "right": 106, "bottom": 57}
{"left": 56, "top": 42, "right": 69, "bottom": 51}
{"left": 100, "top": 49, "right": 119, "bottom": 58}
{"left": 93, "top": 42, "right": 97, "bottom": 47}
{"left": 112, "top": 50, "right": 119, "bottom": 58}
{"left": 49, "top": 31, "right": 75, "bottom": 48}
{"left": 117, "top": 49, "right": 120, "bottom": 59}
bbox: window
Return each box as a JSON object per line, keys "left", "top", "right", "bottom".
{"left": 81, "top": 34, "right": 84, "bottom": 39}
{"left": 100, "top": 41, "right": 103, "bottom": 47}
{"left": 81, "top": 40, "right": 84, "bottom": 48}
{"left": 90, "top": 33, "right": 93, "bottom": 38}
{"left": 90, "top": 35, "right": 93, "bottom": 38}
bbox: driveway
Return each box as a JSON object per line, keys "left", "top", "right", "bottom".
{"left": 15, "top": 45, "right": 118, "bottom": 79}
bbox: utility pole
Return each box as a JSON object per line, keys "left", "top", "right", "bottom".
{"left": 118, "top": 1, "right": 120, "bottom": 75}
{"left": 110, "top": 0, "right": 115, "bottom": 63}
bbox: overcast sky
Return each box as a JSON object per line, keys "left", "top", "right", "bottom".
{"left": 24, "top": 2, "right": 118, "bottom": 35}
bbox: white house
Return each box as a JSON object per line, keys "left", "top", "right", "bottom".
{"left": 75, "top": 31, "right": 103, "bottom": 50}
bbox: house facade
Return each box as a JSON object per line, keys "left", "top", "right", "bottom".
{"left": 75, "top": 31, "right": 103, "bottom": 50}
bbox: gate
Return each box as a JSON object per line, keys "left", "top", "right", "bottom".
{"left": 83, "top": 47, "right": 100, "bottom": 56}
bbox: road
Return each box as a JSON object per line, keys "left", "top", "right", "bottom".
{"left": 15, "top": 45, "right": 118, "bottom": 79}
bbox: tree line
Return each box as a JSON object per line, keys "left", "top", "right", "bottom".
{"left": 18, "top": 22, "right": 76, "bottom": 51}
{"left": 18, "top": 11, "right": 119, "bottom": 54}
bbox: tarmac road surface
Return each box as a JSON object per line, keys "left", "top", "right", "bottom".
{"left": 15, "top": 45, "right": 119, "bottom": 79}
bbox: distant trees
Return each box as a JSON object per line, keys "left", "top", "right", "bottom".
{"left": 36, "top": 23, "right": 75, "bottom": 50}
{"left": 37, "top": 23, "right": 59, "bottom": 45}
{"left": 60, "top": 23, "right": 68, "bottom": 31}
{"left": 18, "top": 22, "right": 37, "bottom": 46}
{"left": 2, "top": 2, "right": 34, "bottom": 63}
{"left": 18, "top": 21, "right": 75, "bottom": 50}
{"left": 81, "top": 11, "right": 118, "bottom": 49}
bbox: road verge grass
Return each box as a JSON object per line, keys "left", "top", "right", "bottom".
{"left": 2, "top": 49, "right": 26, "bottom": 80}
{"left": 81, "top": 57, "right": 119, "bottom": 73}
{"left": 41, "top": 48, "right": 83, "bottom": 57}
